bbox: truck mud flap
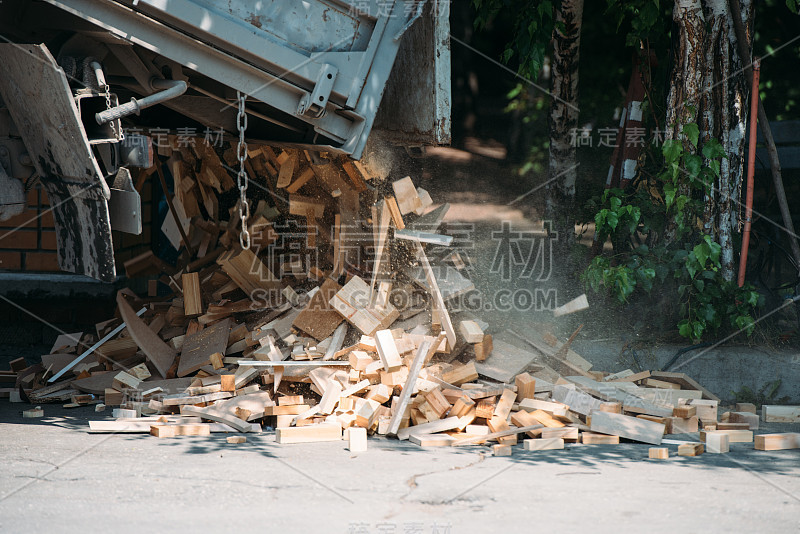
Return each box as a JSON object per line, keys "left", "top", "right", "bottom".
{"left": 0, "top": 43, "right": 116, "bottom": 282}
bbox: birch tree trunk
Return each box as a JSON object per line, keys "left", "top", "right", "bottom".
{"left": 545, "top": 0, "right": 583, "bottom": 262}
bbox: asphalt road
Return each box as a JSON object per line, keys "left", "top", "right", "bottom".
{"left": 1, "top": 403, "right": 798, "bottom": 533}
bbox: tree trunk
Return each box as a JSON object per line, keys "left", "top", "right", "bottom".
{"left": 665, "top": 0, "right": 705, "bottom": 145}
{"left": 545, "top": 0, "right": 583, "bottom": 261}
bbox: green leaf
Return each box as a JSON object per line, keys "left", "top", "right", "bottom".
{"left": 662, "top": 140, "right": 682, "bottom": 164}
{"left": 664, "top": 183, "right": 676, "bottom": 209}
{"left": 683, "top": 123, "right": 700, "bottom": 148}
{"left": 678, "top": 319, "right": 692, "bottom": 338}
{"left": 692, "top": 321, "right": 705, "bottom": 340}
{"left": 610, "top": 196, "right": 622, "bottom": 211}
{"left": 693, "top": 242, "right": 710, "bottom": 268}
{"left": 606, "top": 211, "right": 619, "bottom": 230}
{"left": 787, "top": 0, "right": 798, "bottom": 15}
{"left": 684, "top": 154, "right": 702, "bottom": 178}
{"left": 702, "top": 138, "right": 727, "bottom": 160}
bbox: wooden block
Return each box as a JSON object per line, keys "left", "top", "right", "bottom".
{"left": 643, "top": 378, "right": 681, "bottom": 389}
{"left": 598, "top": 402, "right": 623, "bottom": 414}
{"left": 637, "top": 415, "right": 670, "bottom": 434}
{"left": 9, "top": 357, "right": 27, "bottom": 373}
{"left": 348, "top": 350, "right": 373, "bottom": 371}
{"left": 735, "top": 402, "right": 757, "bottom": 414}
{"left": 227, "top": 436, "right": 247, "bottom": 444}
{"left": 649, "top": 447, "right": 669, "bottom": 459}
{"left": 493, "top": 389, "right": 517, "bottom": 420}
{"left": 519, "top": 398, "right": 569, "bottom": 417}
{"left": 293, "top": 279, "right": 344, "bottom": 341}
{"left": 684, "top": 399, "right": 718, "bottom": 422}
{"left": 705, "top": 432, "right": 730, "bottom": 453}
{"left": 487, "top": 416, "right": 517, "bottom": 445}
{"left": 182, "top": 273, "right": 203, "bottom": 317}
{"left": 450, "top": 396, "right": 475, "bottom": 418}
{"left": 528, "top": 409, "right": 566, "bottom": 429}
{"left": 276, "top": 423, "right": 342, "bottom": 444}
{"left": 113, "top": 408, "right": 138, "bottom": 418}
{"left": 729, "top": 411, "right": 759, "bottom": 430}
{"left": 678, "top": 442, "right": 704, "bottom": 456}
{"left": 590, "top": 411, "right": 665, "bottom": 445}
{"left": 380, "top": 368, "right": 408, "bottom": 388}
{"left": 410, "top": 433, "right": 457, "bottom": 447}
{"left": 524, "top": 438, "right": 564, "bottom": 451}
{"left": 493, "top": 443, "right": 513, "bottom": 456}
{"left": 668, "top": 416, "right": 698, "bottom": 434}
{"left": 553, "top": 294, "right": 589, "bottom": 317}
{"left": 220, "top": 374, "right": 235, "bottom": 392}
{"left": 763, "top": 405, "right": 800, "bottom": 423}
{"left": 384, "top": 196, "right": 405, "bottom": 229}
{"left": 673, "top": 405, "right": 696, "bottom": 418}
{"left": 474, "top": 334, "right": 493, "bottom": 362}
{"left": 178, "top": 318, "right": 231, "bottom": 377}
{"left": 209, "top": 352, "right": 224, "bottom": 370}
{"left": 150, "top": 425, "right": 176, "bottom": 438}
{"left": 112, "top": 371, "right": 141, "bottom": 391}
{"left": 459, "top": 320, "right": 484, "bottom": 343}
{"left": 347, "top": 426, "right": 368, "bottom": 452}
{"left": 541, "top": 427, "right": 579, "bottom": 441}
{"left": 397, "top": 416, "right": 461, "bottom": 441}
{"left": 581, "top": 432, "right": 620, "bottom": 445}
{"left": 754, "top": 433, "right": 800, "bottom": 451}
{"left": 265, "top": 405, "right": 312, "bottom": 416}
{"left": 278, "top": 395, "right": 305, "bottom": 406}
{"left": 441, "top": 362, "right": 478, "bottom": 386}
{"left": 391, "top": 176, "right": 422, "bottom": 215}
{"left": 374, "top": 329, "right": 403, "bottom": 372}
{"left": 22, "top": 406, "right": 44, "bottom": 418}
{"left": 475, "top": 398, "right": 496, "bottom": 419}
{"left": 515, "top": 373, "right": 536, "bottom": 401}
{"left": 176, "top": 424, "right": 211, "bottom": 436}
{"left": 700, "top": 429, "right": 753, "bottom": 443}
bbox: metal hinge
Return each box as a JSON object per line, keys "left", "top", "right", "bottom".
{"left": 297, "top": 63, "right": 338, "bottom": 118}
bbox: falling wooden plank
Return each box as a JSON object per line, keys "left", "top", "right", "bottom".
{"left": 180, "top": 404, "right": 253, "bottom": 432}
{"left": 387, "top": 337, "right": 440, "bottom": 437}
{"left": 405, "top": 265, "right": 474, "bottom": 302}
{"left": 276, "top": 423, "right": 342, "bottom": 444}
{"left": 178, "top": 318, "right": 231, "bottom": 377}
{"left": 182, "top": 272, "right": 203, "bottom": 317}
{"left": 589, "top": 411, "right": 665, "bottom": 445}
{"left": 293, "top": 278, "right": 344, "bottom": 341}
{"left": 553, "top": 294, "right": 589, "bottom": 317}
{"left": 649, "top": 371, "right": 720, "bottom": 402}
{"left": 384, "top": 196, "right": 405, "bottom": 229}
{"left": 391, "top": 176, "right": 423, "bottom": 215}
{"left": 414, "top": 242, "right": 456, "bottom": 349}
{"left": 397, "top": 416, "right": 461, "bottom": 441}
{"left": 474, "top": 339, "right": 538, "bottom": 384}
{"left": 116, "top": 293, "right": 176, "bottom": 378}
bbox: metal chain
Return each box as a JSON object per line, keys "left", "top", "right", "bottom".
{"left": 236, "top": 91, "right": 251, "bottom": 250}
{"left": 102, "top": 80, "right": 120, "bottom": 141}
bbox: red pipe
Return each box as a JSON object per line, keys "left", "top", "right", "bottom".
{"left": 738, "top": 58, "right": 761, "bottom": 287}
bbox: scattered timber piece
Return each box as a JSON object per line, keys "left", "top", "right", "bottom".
{"left": 494, "top": 389, "right": 517, "bottom": 420}
{"left": 650, "top": 371, "right": 720, "bottom": 402}
{"left": 23, "top": 406, "right": 44, "bottom": 418}
{"left": 288, "top": 194, "right": 325, "bottom": 219}
{"left": 227, "top": 436, "right": 247, "bottom": 444}
{"left": 329, "top": 276, "right": 398, "bottom": 336}
{"left": 49, "top": 308, "right": 146, "bottom": 383}
{"left": 474, "top": 334, "right": 493, "bottom": 362}
{"left": 397, "top": 416, "right": 461, "bottom": 441}
{"left": 763, "top": 405, "right": 800, "bottom": 423}
{"left": 347, "top": 427, "right": 368, "bottom": 452}
{"left": 673, "top": 405, "right": 697, "bottom": 418}
{"left": 293, "top": 279, "right": 344, "bottom": 341}
{"left": 116, "top": 293, "right": 175, "bottom": 378}
{"left": 705, "top": 432, "right": 730, "bottom": 453}
{"left": 754, "top": 433, "right": 799, "bottom": 451}
{"left": 178, "top": 318, "right": 231, "bottom": 377}
{"left": 441, "top": 362, "right": 478, "bottom": 386}
{"left": 384, "top": 196, "right": 405, "bottom": 229}
{"left": 540, "top": 427, "right": 579, "bottom": 441}
{"left": 265, "top": 405, "right": 312, "bottom": 416}
{"left": 474, "top": 338, "right": 538, "bottom": 383}
{"left": 735, "top": 402, "right": 757, "bottom": 414}
{"left": 649, "top": 447, "right": 669, "bottom": 459}
{"left": 582, "top": 433, "right": 620, "bottom": 445}
{"left": 277, "top": 423, "right": 342, "bottom": 444}
{"left": 527, "top": 410, "right": 566, "bottom": 429}
{"left": 519, "top": 398, "right": 568, "bottom": 417}
{"left": 604, "top": 370, "right": 634, "bottom": 382}
{"left": 552, "top": 384, "right": 602, "bottom": 417}
{"left": 553, "top": 294, "right": 589, "bottom": 317}
{"left": 508, "top": 330, "right": 594, "bottom": 379}
{"left": 375, "top": 329, "right": 403, "bottom": 372}
{"left": 515, "top": 373, "right": 536, "bottom": 401}
{"left": 162, "top": 391, "right": 233, "bottom": 406}
{"left": 678, "top": 443, "right": 704, "bottom": 456}
{"left": 453, "top": 424, "right": 543, "bottom": 446}
{"left": 150, "top": 425, "right": 176, "bottom": 438}
{"left": 598, "top": 402, "right": 623, "bottom": 414}
{"left": 323, "top": 323, "right": 348, "bottom": 361}
{"left": 391, "top": 177, "right": 423, "bottom": 215}
{"left": 180, "top": 405, "right": 252, "bottom": 432}
{"left": 405, "top": 264, "right": 474, "bottom": 303}
{"left": 89, "top": 420, "right": 259, "bottom": 433}
{"left": 182, "top": 273, "right": 202, "bottom": 317}
{"left": 128, "top": 363, "right": 151, "bottom": 381}
{"left": 112, "top": 371, "right": 141, "bottom": 391}
{"left": 643, "top": 378, "right": 681, "bottom": 390}
{"left": 524, "top": 438, "right": 564, "bottom": 451}
{"left": 683, "top": 399, "right": 718, "bottom": 422}
{"left": 209, "top": 352, "right": 224, "bottom": 370}
{"left": 221, "top": 375, "right": 235, "bottom": 392}
{"left": 393, "top": 229, "right": 453, "bottom": 246}
{"left": 729, "top": 411, "right": 759, "bottom": 430}
{"left": 668, "top": 416, "right": 698, "bottom": 434}
{"left": 609, "top": 370, "right": 651, "bottom": 383}
{"left": 410, "top": 433, "right": 457, "bottom": 447}
{"left": 590, "top": 411, "right": 665, "bottom": 445}
{"left": 459, "top": 320, "right": 484, "bottom": 343}
{"left": 413, "top": 243, "right": 457, "bottom": 349}
{"left": 700, "top": 429, "right": 753, "bottom": 443}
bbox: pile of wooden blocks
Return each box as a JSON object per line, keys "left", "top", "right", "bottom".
{"left": 5, "top": 139, "right": 799, "bottom": 456}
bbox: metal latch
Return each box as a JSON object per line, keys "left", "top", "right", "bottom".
{"left": 297, "top": 63, "right": 338, "bottom": 118}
